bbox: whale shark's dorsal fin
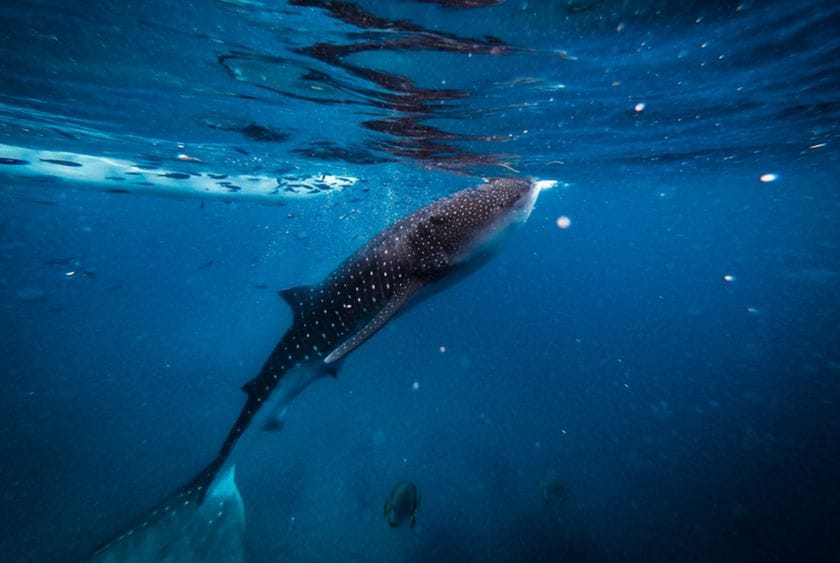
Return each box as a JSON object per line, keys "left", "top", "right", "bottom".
{"left": 278, "top": 285, "right": 311, "bottom": 325}
{"left": 325, "top": 279, "right": 423, "bottom": 364}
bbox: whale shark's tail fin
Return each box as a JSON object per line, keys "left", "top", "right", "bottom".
{"left": 86, "top": 465, "right": 246, "bottom": 563}
{"left": 183, "top": 454, "right": 228, "bottom": 503}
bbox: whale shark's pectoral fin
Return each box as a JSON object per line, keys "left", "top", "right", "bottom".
{"left": 262, "top": 406, "right": 288, "bottom": 432}
{"left": 324, "top": 280, "right": 423, "bottom": 364}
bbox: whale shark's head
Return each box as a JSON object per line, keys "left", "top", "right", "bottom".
{"left": 480, "top": 176, "right": 557, "bottom": 225}
{"left": 408, "top": 177, "right": 556, "bottom": 277}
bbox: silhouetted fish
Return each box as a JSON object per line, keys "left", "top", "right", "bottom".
{"left": 384, "top": 481, "right": 421, "bottom": 527}
{"left": 194, "top": 260, "right": 215, "bottom": 272}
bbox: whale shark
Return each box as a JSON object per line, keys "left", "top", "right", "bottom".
{"left": 88, "top": 467, "right": 246, "bottom": 563}
{"left": 88, "top": 176, "right": 555, "bottom": 559}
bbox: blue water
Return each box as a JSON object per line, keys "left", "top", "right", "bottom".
{"left": 2, "top": 1, "right": 839, "bottom": 561}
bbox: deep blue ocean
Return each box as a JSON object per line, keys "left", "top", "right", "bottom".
{"left": 1, "top": 1, "right": 839, "bottom": 561}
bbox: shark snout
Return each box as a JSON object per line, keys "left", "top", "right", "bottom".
{"left": 511, "top": 178, "right": 557, "bottom": 221}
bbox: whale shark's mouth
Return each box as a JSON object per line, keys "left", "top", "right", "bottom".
{"left": 509, "top": 178, "right": 561, "bottom": 224}
{"left": 534, "top": 179, "right": 559, "bottom": 192}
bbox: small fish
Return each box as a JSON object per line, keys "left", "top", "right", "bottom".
{"left": 384, "top": 481, "right": 420, "bottom": 527}
{"left": 45, "top": 257, "right": 76, "bottom": 265}
{"left": 540, "top": 470, "right": 566, "bottom": 505}
{"left": 39, "top": 158, "right": 82, "bottom": 167}
{"left": 193, "top": 259, "right": 215, "bottom": 272}
{"left": 14, "top": 196, "right": 55, "bottom": 206}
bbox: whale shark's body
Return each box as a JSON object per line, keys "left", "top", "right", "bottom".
{"left": 90, "top": 176, "right": 552, "bottom": 559}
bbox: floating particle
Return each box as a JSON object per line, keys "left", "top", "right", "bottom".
{"left": 556, "top": 216, "right": 571, "bottom": 229}
{"left": 723, "top": 274, "right": 736, "bottom": 282}
{"left": 439, "top": 346, "right": 446, "bottom": 353}
{"left": 412, "top": 381, "right": 420, "bottom": 390}
{"left": 634, "top": 102, "right": 646, "bottom": 112}
{"left": 65, "top": 271, "right": 77, "bottom": 278}
{"left": 759, "top": 173, "right": 777, "bottom": 183}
